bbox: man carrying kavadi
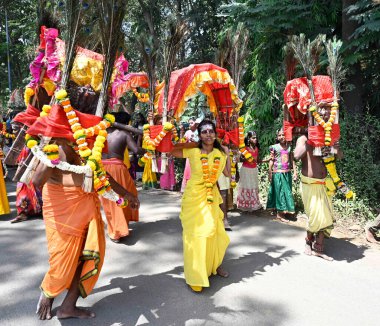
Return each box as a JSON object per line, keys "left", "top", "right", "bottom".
{"left": 27, "top": 90, "right": 139, "bottom": 320}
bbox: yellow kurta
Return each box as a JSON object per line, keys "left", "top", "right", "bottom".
{"left": 0, "top": 163, "right": 10, "bottom": 215}
{"left": 300, "top": 175, "right": 334, "bottom": 237}
{"left": 180, "top": 148, "right": 230, "bottom": 287}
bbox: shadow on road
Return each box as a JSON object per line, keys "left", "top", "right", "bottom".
{"left": 57, "top": 248, "right": 296, "bottom": 326}
{"left": 326, "top": 237, "right": 367, "bottom": 263}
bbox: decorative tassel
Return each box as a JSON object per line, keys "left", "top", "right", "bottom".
{"left": 160, "top": 153, "right": 168, "bottom": 174}
{"left": 82, "top": 168, "right": 93, "bottom": 193}
{"left": 20, "top": 136, "right": 51, "bottom": 184}
{"left": 313, "top": 147, "right": 322, "bottom": 156}
{"left": 151, "top": 156, "right": 159, "bottom": 173}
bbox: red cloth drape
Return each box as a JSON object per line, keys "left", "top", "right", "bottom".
{"left": 308, "top": 124, "right": 340, "bottom": 147}
{"left": 149, "top": 125, "right": 173, "bottom": 153}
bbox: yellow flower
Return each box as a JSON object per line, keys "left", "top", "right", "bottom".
{"left": 104, "top": 114, "right": 115, "bottom": 125}
{"left": 94, "top": 141, "right": 104, "bottom": 148}
{"left": 87, "top": 160, "right": 97, "bottom": 171}
{"left": 25, "top": 87, "right": 35, "bottom": 96}
{"left": 42, "top": 105, "right": 52, "bottom": 113}
{"left": 26, "top": 139, "right": 38, "bottom": 149}
{"left": 237, "top": 116, "right": 244, "bottom": 123}
{"left": 79, "top": 148, "right": 92, "bottom": 158}
{"left": 73, "top": 129, "right": 85, "bottom": 140}
{"left": 55, "top": 89, "right": 68, "bottom": 100}
{"left": 163, "top": 122, "right": 173, "bottom": 131}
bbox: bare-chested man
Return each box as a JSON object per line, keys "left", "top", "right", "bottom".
{"left": 32, "top": 134, "right": 139, "bottom": 320}
{"left": 294, "top": 132, "right": 342, "bottom": 261}
{"left": 101, "top": 112, "right": 144, "bottom": 242}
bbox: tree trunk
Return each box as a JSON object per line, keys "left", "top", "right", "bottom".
{"left": 341, "top": 0, "right": 363, "bottom": 115}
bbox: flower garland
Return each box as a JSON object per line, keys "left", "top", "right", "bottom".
{"left": 200, "top": 153, "right": 221, "bottom": 204}
{"left": 40, "top": 105, "right": 52, "bottom": 117}
{"left": 309, "top": 102, "right": 338, "bottom": 146}
{"left": 1, "top": 122, "right": 16, "bottom": 139}
{"left": 230, "top": 151, "right": 237, "bottom": 188}
{"left": 323, "top": 156, "right": 355, "bottom": 200}
{"left": 132, "top": 88, "right": 150, "bottom": 103}
{"left": 43, "top": 144, "right": 60, "bottom": 165}
{"left": 31, "top": 145, "right": 92, "bottom": 174}
{"left": 139, "top": 122, "right": 174, "bottom": 166}
{"left": 55, "top": 89, "right": 128, "bottom": 206}
{"left": 237, "top": 117, "right": 253, "bottom": 162}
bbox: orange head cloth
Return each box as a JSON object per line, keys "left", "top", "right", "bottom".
{"left": 13, "top": 104, "right": 41, "bottom": 128}
{"left": 27, "top": 104, "right": 102, "bottom": 142}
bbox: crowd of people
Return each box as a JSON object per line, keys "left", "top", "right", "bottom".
{"left": 1, "top": 106, "right": 378, "bottom": 321}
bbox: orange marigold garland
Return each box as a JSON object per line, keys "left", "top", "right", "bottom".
{"left": 52, "top": 89, "right": 127, "bottom": 207}
{"left": 237, "top": 117, "right": 253, "bottom": 162}
{"left": 200, "top": 153, "right": 221, "bottom": 204}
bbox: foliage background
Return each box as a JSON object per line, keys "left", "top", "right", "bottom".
{"left": 0, "top": 0, "right": 379, "bottom": 221}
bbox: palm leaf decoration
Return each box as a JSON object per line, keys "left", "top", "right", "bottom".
{"left": 61, "top": 0, "right": 84, "bottom": 89}
{"left": 324, "top": 36, "right": 346, "bottom": 101}
{"left": 283, "top": 43, "right": 298, "bottom": 81}
{"left": 136, "top": 0, "right": 160, "bottom": 118}
{"left": 162, "top": 17, "right": 188, "bottom": 122}
{"left": 288, "top": 33, "right": 325, "bottom": 103}
{"left": 216, "top": 23, "right": 249, "bottom": 93}
{"left": 94, "top": 0, "right": 127, "bottom": 117}
{"left": 228, "top": 23, "right": 249, "bottom": 93}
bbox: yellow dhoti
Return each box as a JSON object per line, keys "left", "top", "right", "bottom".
{"left": 300, "top": 175, "right": 334, "bottom": 237}
{"left": 41, "top": 183, "right": 105, "bottom": 298}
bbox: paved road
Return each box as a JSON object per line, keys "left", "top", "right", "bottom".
{"left": 0, "top": 172, "right": 379, "bottom": 326}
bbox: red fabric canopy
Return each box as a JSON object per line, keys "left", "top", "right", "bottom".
{"left": 283, "top": 76, "right": 335, "bottom": 115}
{"left": 157, "top": 63, "right": 242, "bottom": 118}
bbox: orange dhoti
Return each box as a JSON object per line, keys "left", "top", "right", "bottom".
{"left": 41, "top": 183, "right": 105, "bottom": 298}
{"left": 100, "top": 158, "right": 139, "bottom": 240}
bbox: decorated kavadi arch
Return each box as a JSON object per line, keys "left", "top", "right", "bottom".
{"left": 157, "top": 63, "right": 243, "bottom": 120}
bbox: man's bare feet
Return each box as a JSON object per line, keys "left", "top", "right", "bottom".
{"left": 36, "top": 292, "right": 54, "bottom": 320}
{"left": 366, "top": 228, "right": 380, "bottom": 244}
{"left": 312, "top": 250, "right": 334, "bottom": 261}
{"left": 56, "top": 306, "right": 95, "bottom": 319}
{"left": 304, "top": 243, "right": 312, "bottom": 256}
{"left": 216, "top": 266, "right": 229, "bottom": 278}
{"left": 10, "top": 213, "right": 28, "bottom": 224}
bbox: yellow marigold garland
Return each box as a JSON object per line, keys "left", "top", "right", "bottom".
{"left": 323, "top": 156, "right": 355, "bottom": 200}
{"left": 230, "top": 151, "right": 237, "bottom": 188}
{"left": 24, "top": 87, "right": 35, "bottom": 106}
{"left": 237, "top": 116, "right": 253, "bottom": 162}
{"left": 200, "top": 153, "right": 221, "bottom": 204}
{"left": 309, "top": 102, "right": 338, "bottom": 146}
{"left": 43, "top": 144, "right": 60, "bottom": 165}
